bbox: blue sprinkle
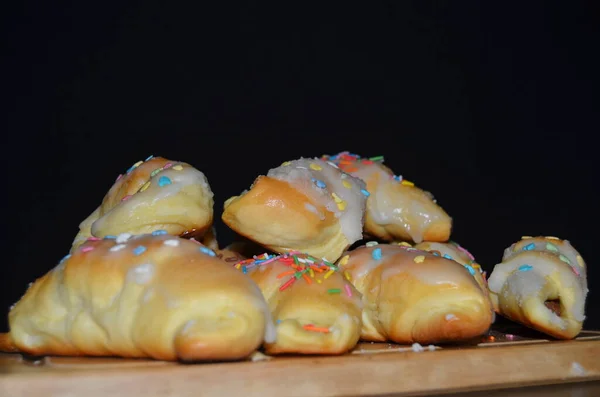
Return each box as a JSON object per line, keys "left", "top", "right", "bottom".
{"left": 443, "top": 254, "right": 453, "bottom": 260}
{"left": 104, "top": 235, "right": 117, "bottom": 240}
{"left": 145, "top": 155, "right": 154, "bottom": 161}
{"left": 242, "top": 266, "right": 248, "bottom": 274}
{"left": 60, "top": 254, "right": 71, "bottom": 264}
{"left": 432, "top": 251, "right": 440, "bottom": 256}
{"left": 276, "top": 319, "right": 282, "bottom": 324}
{"left": 311, "top": 178, "right": 327, "bottom": 189}
{"left": 126, "top": 165, "right": 136, "bottom": 174}
{"left": 518, "top": 264, "right": 533, "bottom": 272}
{"left": 158, "top": 176, "right": 172, "bottom": 187}
{"left": 372, "top": 248, "right": 382, "bottom": 260}
{"left": 360, "top": 189, "right": 370, "bottom": 197}
{"left": 393, "top": 175, "right": 403, "bottom": 181}
{"left": 523, "top": 243, "right": 535, "bottom": 251}
{"left": 133, "top": 246, "right": 147, "bottom": 256}
{"left": 464, "top": 264, "right": 476, "bottom": 276}
{"left": 199, "top": 246, "right": 216, "bottom": 257}
{"left": 152, "top": 230, "right": 168, "bottom": 236}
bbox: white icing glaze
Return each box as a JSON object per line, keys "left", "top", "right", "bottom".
{"left": 126, "top": 263, "right": 155, "bottom": 285}
{"left": 267, "top": 157, "right": 367, "bottom": 243}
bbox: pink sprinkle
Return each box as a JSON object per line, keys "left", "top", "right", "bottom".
{"left": 87, "top": 237, "right": 100, "bottom": 241}
{"left": 163, "top": 163, "right": 173, "bottom": 169}
{"left": 116, "top": 174, "right": 123, "bottom": 181}
{"left": 81, "top": 246, "right": 94, "bottom": 253}
{"left": 190, "top": 238, "right": 200, "bottom": 244}
{"left": 456, "top": 245, "right": 475, "bottom": 261}
{"left": 572, "top": 267, "right": 580, "bottom": 276}
{"left": 121, "top": 195, "right": 132, "bottom": 201}
{"left": 344, "top": 284, "right": 352, "bottom": 297}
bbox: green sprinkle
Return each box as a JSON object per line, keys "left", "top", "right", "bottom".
{"left": 559, "top": 254, "right": 571, "bottom": 264}
{"left": 293, "top": 255, "right": 300, "bottom": 265}
{"left": 546, "top": 243, "right": 558, "bottom": 252}
{"left": 294, "top": 271, "right": 303, "bottom": 279}
{"left": 327, "top": 288, "right": 341, "bottom": 294}
{"left": 369, "top": 155, "right": 384, "bottom": 162}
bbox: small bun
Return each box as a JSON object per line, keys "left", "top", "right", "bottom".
{"left": 222, "top": 157, "right": 368, "bottom": 262}
{"left": 71, "top": 156, "right": 214, "bottom": 251}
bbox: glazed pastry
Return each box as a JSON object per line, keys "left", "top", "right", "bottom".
{"left": 321, "top": 151, "right": 451, "bottom": 243}
{"left": 413, "top": 241, "right": 488, "bottom": 295}
{"left": 234, "top": 252, "right": 362, "bottom": 355}
{"left": 487, "top": 236, "right": 588, "bottom": 339}
{"left": 222, "top": 157, "right": 369, "bottom": 262}
{"left": 3, "top": 233, "right": 275, "bottom": 361}
{"left": 339, "top": 243, "right": 493, "bottom": 344}
{"left": 71, "top": 155, "right": 214, "bottom": 251}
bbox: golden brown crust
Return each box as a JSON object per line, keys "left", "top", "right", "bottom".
{"left": 222, "top": 176, "right": 351, "bottom": 262}
{"left": 340, "top": 244, "right": 493, "bottom": 344}
{"left": 71, "top": 156, "right": 214, "bottom": 251}
{"left": 0, "top": 333, "right": 18, "bottom": 353}
{"left": 235, "top": 253, "right": 362, "bottom": 355}
{"left": 8, "top": 234, "right": 272, "bottom": 361}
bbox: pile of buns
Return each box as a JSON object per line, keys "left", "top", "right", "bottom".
{"left": 0, "top": 152, "right": 589, "bottom": 362}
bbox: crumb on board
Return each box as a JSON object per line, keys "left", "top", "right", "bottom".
{"left": 249, "top": 351, "right": 273, "bottom": 362}
{"left": 570, "top": 362, "right": 586, "bottom": 376}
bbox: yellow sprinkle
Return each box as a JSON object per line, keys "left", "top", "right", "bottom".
{"left": 133, "top": 160, "right": 143, "bottom": 168}
{"left": 172, "top": 165, "right": 183, "bottom": 171}
{"left": 576, "top": 255, "right": 585, "bottom": 268}
{"left": 235, "top": 264, "right": 241, "bottom": 269}
{"left": 339, "top": 255, "right": 349, "bottom": 266}
{"left": 546, "top": 236, "right": 560, "bottom": 240}
{"left": 309, "top": 268, "right": 314, "bottom": 278}
{"left": 396, "top": 241, "right": 412, "bottom": 247}
{"left": 344, "top": 271, "right": 352, "bottom": 281}
{"left": 521, "top": 236, "right": 533, "bottom": 239}
{"left": 324, "top": 269, "right": 335, "bottom": 279}
{"left": 401, "top": 180, "right": 414, "bottom": 186}
{"left": 139, "top": 181, "right": 151, "bottom": 192}
{"left": 282, "top": 161, "right": 291, "bottom": 166}
{"left": 413, "top": 255, "right": 425, "bottom": 263}
{"left": 471, "top": 263, "right": 481, "bottom": 270}
{"left": 317, "top": 279, "right": 322, "bottom": 284}
{"left": 310, "top": 163, "right": 322, "bottom": 171}
{"left": 342, "top": 180, "right": 352, "bottom": 189}
{"left": 336, "top": 201, "right": 347, "bottom": 211}
{"left": 331, "top": 192, "right": 342, "bottom": 203}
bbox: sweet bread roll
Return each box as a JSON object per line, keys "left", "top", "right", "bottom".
{"left": 222, "top": 157, "right": 369, "bottom": 262}
{"left": 321, "top": 151, "right": 451, "bottom": 243}
{"left": 3, "top": 233, "right": 275, "bottom": 361}
{"left": 487, "top": 236, "right": 588, "bottom": 339}
{"left": 71, "top": 156, "right": 214, "bottom": 251}
{"left": 339, "top": 243, "right": 493, "bottom": 344}
{"left": 413, "top": 241, "right": 489, "bottom": 295}
{"left": 234, "top": 252, "right": 362, "bottom": 355}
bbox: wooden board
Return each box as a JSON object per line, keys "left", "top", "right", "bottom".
{"left": 1, "top": 324, "right": 599, "bottom": 397}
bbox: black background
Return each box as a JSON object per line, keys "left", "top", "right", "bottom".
{"left": 2, "top": 2, "right": 598, "bottom": 332}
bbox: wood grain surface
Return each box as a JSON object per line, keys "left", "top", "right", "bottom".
{"left": 1, "top": 324, "right": 599, "bottom": 397}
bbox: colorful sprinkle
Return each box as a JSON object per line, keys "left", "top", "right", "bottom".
{"left": 145, "top": 155, "right": 154, "bottom": 161}
{"left": 442, "top": 254, "right": 453, "bottom": 260}
{"left": 121, "top": 195, "right": 132, "bottom": 201}
{"left": 81, "top": 246, "right": 94, "bottom": 253}
{"left": 309, "top": 163, "right": 322, "bottom": 171}
{"left": 133, "top": 246, "right": 147, "bottom": 256}
{"left": 158, "top": 176, "right": 172, "bottom": 187}
{"left": 518, "top": 265, "right": 533, "bottom": 272}
{"left": 546, "top": 236, "right": 560, "bottom": 240}
{"left": 369, "top": 155, "right": 384, "bottom": 162}
{"left": 401, "top": 180, "right": 414, "bottom": 187}
{"left": 312, "top": 178, "right": 327, "bottom": 188}
{"left": 360, "top": 189, "right": 370, "bottom": 197}
{"left": 87, "top": 236, "right": 101, "bottom": 241}
{"left": 199, "top": 246, "right": 216, "bottom": 256}
{"left": 342, "top": 180, "right": 352, "bottom": 189}
{"left": 559, "top": 254, "right": 571, "bottom": 264}
{"left": 336, "top": 201, "right": 347, "bottom": 211}
{"left": 324, "top": 269, "right": 335, "bottom": 279}
{"left": 59, "top": 254, "right": 71, "bottom": 263}
{"left": 331, "top": 192, "right": 342, "bottom": 203}
{"left": 521, "top": 236, "right": 532, "bottom": 239}
{"left": 172, "top": 165, "right": 183, "bottom": 171}
{"left": 303, "top": 325, "right": 330, "bottom": 333}
{"left": 104, "top": 235, "right": 117, "bottom": 240}
{"left": 110, "top": 244, "right": 126, "bottom": 252}
{"left": 366, "top": 241, "right": 379, "bottom": 247}
{"left": 282, "top": 161, "right": 291, "bottom": 166}
{"left": 546, "top": 243, "right": 558, "bottom": 252}
{"left": 150, "top": 168, "right": 162, "bottom": 177}
{"left": 372, "top": 248, "right": 382, "bottom": 260}
{"left": 140, "top": 181, "right": 151, "bottom": 192}
{"left": 339, "top": 255, "right": 349, "bottom": 266}
{"left": 413, "top": 255, "right": 425, "bottom": 263}
{"left": 344, "top": 271, "right": 352, "bottom": 281}
{"left": 344, "top": 284, "right": 352, "bottom": 297}
{"left": 576, "top": 255, "right": 585, "bottom": 268}
{"left": 523, "top": 243, "right": 535, "bottom": 251}
{"left": 152, "top": 230, "right": 168, "bottom": 236}
{"left": 164, "top": 239, "right": 179, "bottom": 247}
{"left": 327, "top": 288, "right": 341, "bottom": 294}
{"left": 464, "top": 264, "right": 476, "bottom": 275}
